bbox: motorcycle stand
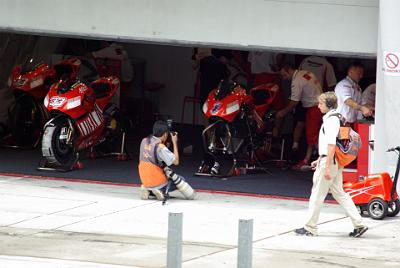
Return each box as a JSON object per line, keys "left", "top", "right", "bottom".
{"left": 262, "top": 137, "right": 291, "bottom": 169}
{"left": 195, "top": 154, "right": 268, "bottom": 178}
{"left": 88, "top": 132, "right": 130, "bottom": 161}
{"left": 37, "top": 153, "right": 83, "bottom": 172}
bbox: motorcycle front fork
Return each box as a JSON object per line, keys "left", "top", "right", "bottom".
{"left": 60, "top": 126, "right": 73, "bottom": 146}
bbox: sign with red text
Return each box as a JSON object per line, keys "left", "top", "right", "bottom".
{"left": 383, "top": 52, "right": 400, "bottom": 76}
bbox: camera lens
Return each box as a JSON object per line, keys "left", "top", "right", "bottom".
{"left": 166, "top": 119, "right": 173, "bottom": 130}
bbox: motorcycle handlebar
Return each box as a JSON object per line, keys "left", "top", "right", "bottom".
{"left": 387, "top": 146, "right": 400, "bottom": 152}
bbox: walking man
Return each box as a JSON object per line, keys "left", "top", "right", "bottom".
{"left": 294, "top": 92, "right": 368, "bottom": 237}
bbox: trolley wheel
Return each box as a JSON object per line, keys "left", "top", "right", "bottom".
{"left": 387, "top": 199, "right": 400, "bottom": 217}
{"left": 74, "top": 161, "right": 84, "bottom": 169}
{"left": 358, "top": 206, "right": 369, "bottom": 217}
{"left": 367, "top": 198, "right": 388, "bottom": 220}
{"left": 89, "top": 151, "right": 97, "bottom": 159}
{"left": 117, "top": 154, "right": 127, "bottom": 161}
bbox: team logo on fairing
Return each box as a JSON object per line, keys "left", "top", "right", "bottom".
{"left": 211, "top": 102, "right": 222, "bottom": 115}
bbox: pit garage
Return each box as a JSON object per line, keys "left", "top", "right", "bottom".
{"left": 1, "top": 0, "right": 397, "bottom": 199}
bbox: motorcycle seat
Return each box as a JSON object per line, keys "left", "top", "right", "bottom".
{"left": 91, "top": 82, "right": 111, "bottom": 99}
{"left": 251, "top": 89, "right": 272, "bottom": 106}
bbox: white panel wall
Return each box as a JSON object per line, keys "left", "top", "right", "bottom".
{"left": 374, "top": 0, "right": 400, "bottom": 183}
{"left": 0, "top": 0, "right": 378, "bottom": 57}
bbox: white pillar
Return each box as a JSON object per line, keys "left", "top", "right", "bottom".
{"left": 237, "top": 219, "right": 253, "bottom": 268}
{"left": 167, "top": 212, "right": 182, "bottom": 268}
{"left": 374, "top": 0, "right": 400, "bottom": 184}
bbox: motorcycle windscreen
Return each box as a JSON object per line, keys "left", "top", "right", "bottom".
{"left": 20, "top": 55, "right": 48, "bottom": 74}
{"left": 214, "top": 80, "right": 237, "bottom": 100}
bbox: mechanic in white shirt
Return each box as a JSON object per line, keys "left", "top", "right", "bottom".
{"left": 294, "top": 91, "right": 368, "bottom": 237}
{"left": 362, "top": 83, "right": 376, "bottom": 109}
{"left": 299, "top": 55, "right": 337, "bottom": 91}
{"left": 334, "top": 62, "right": 373, "bottom": 124}
{"left": 92, "top": 42, "right": 133, "bottom": 82}
{"left": 92, "top": 42, "right": 134, "bottom": 108}
{"left": 277, "top": 63, "right": 323, "bottom": 169}
{"left": 248, "top": 51, "right": 283, "bottom": 86}
{"left": 357, "top": 83, "right": 376, "bottom": 120}
{"left": 248, "top": 51, "right": 279, "bottom": 74}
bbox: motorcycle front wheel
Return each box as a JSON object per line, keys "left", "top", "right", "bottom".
{"left": 42, "top": 120, "right": 76, "bottom": 167}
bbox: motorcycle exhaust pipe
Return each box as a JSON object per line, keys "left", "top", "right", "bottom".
{"left": 164, "top": 167, "right": 196, "bottom": 200}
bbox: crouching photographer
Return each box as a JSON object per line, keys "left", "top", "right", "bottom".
{"left": 138, "top": 120, "right": 196, "bottom": 202}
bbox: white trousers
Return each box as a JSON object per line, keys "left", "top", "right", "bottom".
{"left": 304, "top": 157, "right": 363, "bottom": 235}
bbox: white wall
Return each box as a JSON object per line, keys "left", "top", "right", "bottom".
{"left": 0, "top": 0, "right": 378, "bottom": 57}
{"left": 374, "top": 0, "right": 400, "bottom": 183}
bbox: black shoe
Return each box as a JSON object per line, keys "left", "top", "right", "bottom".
{"left": 294, "top": 227, "right": 315, "bottom": 236}
{"left": 349, "top": 226, "right": 368, "bottom": 238}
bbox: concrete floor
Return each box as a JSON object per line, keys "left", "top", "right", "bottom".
{"left": 0, "top": 174, "right": 399, "bottom": 268}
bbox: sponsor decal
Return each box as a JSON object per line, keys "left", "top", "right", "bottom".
{"left": 211, "top": 102, "right": 222, "bottom": 115}
{"left": 79, "top": 85, "right": 87, "bottom": 93}
{"left": 76, "top": 106, "right": 104, "bottom": 136}
{"left": 226, "top": 101, "right": 240, "bottom": 114}
{"left": 49, "top": 96, "right": 67, "bottom": 107}
{"left": 346, "top": 185, "right": 377, "bottom": 198}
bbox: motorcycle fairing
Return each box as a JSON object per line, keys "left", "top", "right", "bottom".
{"left": 9, "top": 62, "right": 56, "bottom": 100}
{"left": 204, "top": 85, "right": 249, "bottom": 123}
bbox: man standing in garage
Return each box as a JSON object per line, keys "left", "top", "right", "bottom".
{"left": 277, "top": 63, "right": 323, "bottom": 170}
{"left": 334, "top": 62, "right": 373, "bottom": 125}
{"left": 294, "top": 91, "right": 368, "bottom": 237}
{"left": 299, "top": 55, "right": 337, "bottom": 92}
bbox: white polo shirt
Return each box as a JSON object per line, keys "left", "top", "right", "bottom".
{"left": 362, "top": 83, "right": 376, "bottom": 107}
{"left": 290, "top": 70, "right": 322, "bottom": 108}
{"left": 247, "top": 51, "right": 277, "bottom": 74}
{"left": 299, "top": 56, "right": 337, "bottom": 90}
{"left": 318, "top": 109, "right": 340, "bottom": 156}
{"left": 92, "top": 43, "right": 133, "bottom": 82}
{"left": 334, "top": 76, "right": 362, "bottom": 123}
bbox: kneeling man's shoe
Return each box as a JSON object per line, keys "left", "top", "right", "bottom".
{"left": 151, "top": 189, "right": 165, "bottom": 201}
{"left": 139, "top": 185, "right": 150, "bottom": 200}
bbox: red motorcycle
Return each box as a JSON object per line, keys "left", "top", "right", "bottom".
{"left": 196, "top": 80, "right": 278, "bottom": 177}
{"left": 40, "top": 75, "right": 125, "bottom": 170}
{"left": 6, "top": 57, "right": 80, "bottom": 147}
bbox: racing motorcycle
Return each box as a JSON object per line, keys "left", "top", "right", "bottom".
{"left": 5, "top": 57, "right": 80, "bottom": 147}
{"left": 196, "top": 80, "right": 277, "bottom": 177}
{"left": 40, "top": 75, "right": 125, "bottom": 170}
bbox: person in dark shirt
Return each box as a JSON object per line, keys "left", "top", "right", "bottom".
{"left": 192, "top": 48, "right": 230, "bottom": 104}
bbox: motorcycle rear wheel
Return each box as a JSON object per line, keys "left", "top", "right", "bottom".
{"left": 42, "top": 121, "right": 76, "bottom": 167}
{"left": 8, "top": 95, "right": 41, "bottom": 147}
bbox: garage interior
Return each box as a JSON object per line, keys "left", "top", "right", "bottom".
{"left": 0, "top": 32, "right": 378, "bottom": 198}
